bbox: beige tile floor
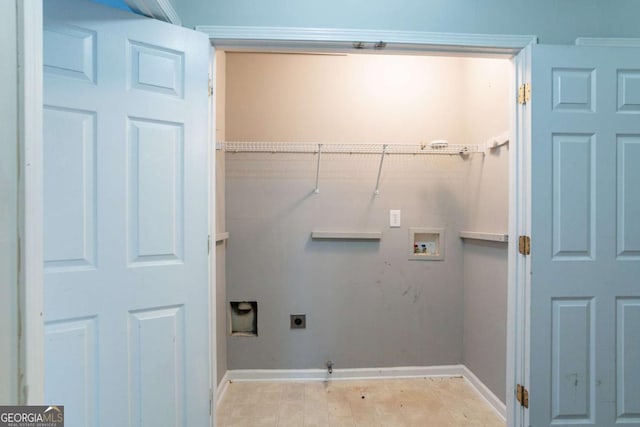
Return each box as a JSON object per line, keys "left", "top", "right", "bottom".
{"left": 216, "top": 377, "right": 505, "bottom": 427}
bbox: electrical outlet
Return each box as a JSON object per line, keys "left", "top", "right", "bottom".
{"left": 290, "top": 314, "right": 306, "bottom": 329}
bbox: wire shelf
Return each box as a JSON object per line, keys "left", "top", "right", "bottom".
{"left": 219, "top": 141, "right": 480, "bottom": 155}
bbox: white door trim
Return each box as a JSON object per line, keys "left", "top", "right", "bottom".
{"left": 208, "top": 45, "right": 217, "bottom": 427}
{"left": 206, "top": 28, "right": 536, "bottom": 427}
{"left": 18, "top": 0, "right": 44, "bottom": 405}
{"left": 510, "top": 43, "right": 533, "bottom": 427}
{"left": 125, "top": 0, "right": 181, "bottom": 25}
{"left": 197, "top": 25, "right": 537, "bottom": 55}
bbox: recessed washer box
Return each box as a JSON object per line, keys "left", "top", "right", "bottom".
{"left": 409, "top": 227, "right": 445, "bottom": 261}
{"left": 229, "top": 301, "right": 258, "bottom": 336}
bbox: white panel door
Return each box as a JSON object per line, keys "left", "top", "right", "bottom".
{"left": 43, "top": 1, "right": 210, "bottom": 426}
{"left": 529, "top": 45, "right": 640, "bottom": 426}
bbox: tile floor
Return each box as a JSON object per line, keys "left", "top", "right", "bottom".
{"left": 216, "top": 377, "right": 506, "bottom": 427}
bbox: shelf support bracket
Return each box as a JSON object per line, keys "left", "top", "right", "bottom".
{"left": 374, "top": 144, "right": 388, "bottom": 195}
{"left": 314, "top": 143, "right": 322, "bottom": 194}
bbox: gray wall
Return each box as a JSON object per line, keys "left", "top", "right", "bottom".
{"left": 225, "top": 155, "right": 467, "bottom": 369}
{"left": 215, "top": 151, "right": 227, "bottom": 384}
{"left": 181, "top": 0, "right": 640, "bottom": 44}
{"left": 223, "top": 53, "right": 510, "bottom": 372}
{"left": 462, "top": 149, "right": 509, "bottom": 404}
{"left": 215, "top": 239, "right": 227, "bottom": 383}
{"left": 0, "top": 0, "right": 19, "bottom": 404}
{"left": 462, "top": 240, "right": 508, "bottom": 402}
{"left": 460, "top": 60, "right": 510, "bottom": 403}
{"left": 214, "top": 50, "right": 228, "bottom": 385}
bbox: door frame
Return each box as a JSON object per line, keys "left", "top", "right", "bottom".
{"left": 512, "top": 43, "right": 533, "bottom": 427}
{"left": 208, "top": 44, "right": 218, "bottom": 424}
{"left": 17, "top": 0, "right": 45, "bottom": 405}
{"left": 199, "top": 25, "right": 536, "bottom": 427}
{"left": 198, "top": 25, "right": 536, "bottom": 56}
{"left": 19, "top": 3, "right": 535, "bottom": 424}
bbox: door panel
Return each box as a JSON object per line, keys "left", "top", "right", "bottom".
{"left": 530, "top": 45, "right": 640, "bottom": 427}
{"left": 617, "top": 71, "right": 640, "bottom": 113}
{"left": 43, "top": 106, "right": 97, "bottom": 271}
{"left": 43, "top": 24, "right": 96, "bottom": 83}
{"left": 616, "top": 298, "right": 640, "bottom": 422}
{"left": 128, "top": 306, "right": 185, "bottom": 427}
{"left": 43, "top": 1, "right": 210, "bottom": 426}
{"left": 550, "top": 298, "right": 594, "bottom": 422}
{"left": 551, "top": 133, "right": 594, "bottom": 260}
{"left": 44, "top": 318, "right": 98, "bottom": 427}
{"left": 127, "top": 118, "right": 185, "bottom": 265}
{"left": 617, "top": 135, "right": 640, "bottom": 258}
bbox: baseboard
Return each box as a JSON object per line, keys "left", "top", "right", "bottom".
{"left": 462, "top": 366, "right": 506, "bottom": 420}
{"left": 219, "top": 365, "right": 506, "bottom": 420}
{"left": 216, "top": 372, "right": 229, "bottom": 407}
{"left": 226, "top": 365, "right": 464, "bottom": 382}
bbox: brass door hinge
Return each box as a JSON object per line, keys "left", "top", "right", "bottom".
{"left": 516, "top": 384, "right": 529, "bottom": 408}
{"left": 518, "top": 83, "right": 531, "bottom": 105}
{"left": 208, "top": 77, "right": 213, "bottom": 97}
{"left": 519, "top": 235, "right": 531, "bottom": 256}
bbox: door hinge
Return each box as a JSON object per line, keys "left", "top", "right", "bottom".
{"left": 518, "top": 83, "right": 531, "bottom": 105}
{"left": 516, "top": 384, "right": 529, "bottom": 408}
{"left": 209, "top": 387, "right": 213, "bottom": 415}
{"left": 208, "top": 234, "right": 212, "bottom": 255}
{"left": 208, "top": 77, "right": 213, "bottom": 97}
{"left": 518, "top": 235, "right": 531, "bottom": 256}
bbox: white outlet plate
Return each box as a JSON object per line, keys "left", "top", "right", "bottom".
{"left": 390, "top": 210, "right": 401, "bottom": 228}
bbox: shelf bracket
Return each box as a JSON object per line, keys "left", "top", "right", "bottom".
{"left": 374, "top": 144, "right": 388, "bottom": 195}
{"left": 314, "top": 143, "right": 322, "bottom": 194}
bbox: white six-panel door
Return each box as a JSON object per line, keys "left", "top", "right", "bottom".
{"left": 529, "top": 45, "right": 640, "bottom": 426}
{"left": 43, "top": 1, "right": 210, "bottom": 426}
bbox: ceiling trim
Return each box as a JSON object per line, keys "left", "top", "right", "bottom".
{"left": 576, "top": 37, "right": 640, "bottom": 47}
{"left": 196, "top": 25, "right": 538, "bottom": 56}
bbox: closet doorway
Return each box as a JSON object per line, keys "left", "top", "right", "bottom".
{"left": 209, "top": 39, "right": 527, "bottom": 427}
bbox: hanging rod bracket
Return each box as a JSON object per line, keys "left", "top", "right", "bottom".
{"left": 314, "top": 143, "right": 322, "bottom": 194}
{"left": 374, "top": 144, "right": 388, "bottom": 195}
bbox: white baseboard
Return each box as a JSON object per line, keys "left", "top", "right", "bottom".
{"left": 462, "top": 366, "right": 506, "bottom": 420}
{"left": 226, "top": 365, "right": 464, "bottom": 382}
{"left": 217, "top": 365, "right": 506, "bottom": 421}
{"left": 216, "top": 372, "right": 229, "bottom": 407}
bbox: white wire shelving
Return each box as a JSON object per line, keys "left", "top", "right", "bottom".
{"left": 218, "top": 141, "right": 481, "bottom": 155}
{"left": 217, "top": 141, "right": 484, "bottom": 195}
